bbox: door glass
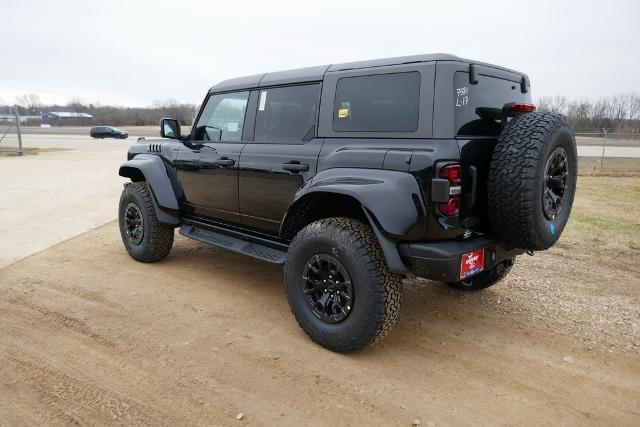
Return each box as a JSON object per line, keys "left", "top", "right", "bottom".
{"left": 193, "top": 91, "right": 250, "bottom": 141}
{"left": 254, "top": 84, "right": 320, "bottom": 143}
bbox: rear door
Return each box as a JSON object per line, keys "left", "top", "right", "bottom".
{"left": 175, "top": 90, "right": 251, "bottom": 223}
{"left": 239, "top": 83, "right": 323, "bottom": 233}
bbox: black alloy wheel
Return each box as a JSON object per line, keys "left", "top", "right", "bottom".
{"left": 302, "top": 253, "right": 354, "bottom": 323}
{"left": 124, "top": 202, "right": 144, "bottom": 245}
{"left": 543, "top": 147, "right": 569, "bottom": 220}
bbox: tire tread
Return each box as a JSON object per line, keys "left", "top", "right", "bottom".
{"left": 487, "top": 112, "right": 575, "bottom": 250}
{"left": 119, "top": 182, "right": 174, "bottom": 262}
{"left": 285, "top": 218, "right": 403, "bottom": 352}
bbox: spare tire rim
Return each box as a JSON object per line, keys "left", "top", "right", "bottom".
{"left": 543, "top": 147, "right": 569, "bottom": 220}
{"left": 302, "top": 254, "right": 354, "bottom": 324}
{"left": 124, "top": 203, "right": 144, "bottom": 245}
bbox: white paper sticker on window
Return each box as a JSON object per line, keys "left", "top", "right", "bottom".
{"left": 259, "top": 91, "right": 267, "bottom": 111}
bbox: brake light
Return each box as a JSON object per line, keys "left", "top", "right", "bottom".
{"left": 440, "top": 164, "right": 462, "bottom": 185}
{"left": 508, "top": 103, "right": 536, "bottom": 113}
{"left": 438, "top": 163, "right": 462, "bottom": 216}
{"left": 439, "top": 198, "right": 460, "bottom": 216}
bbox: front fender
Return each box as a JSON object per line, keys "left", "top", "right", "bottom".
{"left": 119, "top": 154, "right": 180, "bottom": 224}
{"left": 288, "top": 168, "right": 426, "bottom": 240}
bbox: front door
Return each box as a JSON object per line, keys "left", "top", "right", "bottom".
{"left": 176, "top": 90, "right": 250, "bottom": 223}
{"left": 239, "top": 83, "right": 323, "bottom": 233}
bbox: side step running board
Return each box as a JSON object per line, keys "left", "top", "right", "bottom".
{"left": 180, "top": 224, "right": 288, "bottom": 265}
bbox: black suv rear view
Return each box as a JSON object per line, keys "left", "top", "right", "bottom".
{"left": 117, "top": 54, "right": 577, "bottom": 352}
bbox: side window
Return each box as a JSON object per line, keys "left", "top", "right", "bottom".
{"left": 193, "top": 91, "right": 249, "bottom": 141}
{"left": 254, "top": 84, "right": 320, "bottom": 143}
{"left": 333, "top": 72, "right": 420, "bottom": 132}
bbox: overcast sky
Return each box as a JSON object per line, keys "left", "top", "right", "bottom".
{"left": 1, "top": 0, "right": 638, "bottom": 107}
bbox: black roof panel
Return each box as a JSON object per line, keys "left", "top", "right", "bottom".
{"left": 259, "top": 64, "right": 330, "bottom": 87}
{"left": 327, "top": 53, "right": 459, "bottom": 72}
{"left": 209, "top": 53, "right": 525, "bottom": 93}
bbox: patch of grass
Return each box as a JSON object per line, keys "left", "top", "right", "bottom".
{"left": 578, "top": 156, "right": 640, "bottom": 177}
{"left": 556, "top": 172, "right": 640, "bottom": 260}
{"left": 571, "top": 213, "right": 640, "bottom": 234}
{"left": 572, "top": 176, "right": 639, "bottom": 228}
{"left": 0, "top": 147, "right": 69, "bottom": 157}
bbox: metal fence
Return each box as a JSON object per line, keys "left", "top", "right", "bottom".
{"left": 574, "top": 131, "right": 640, "bottom": 169}
{"left": 0, "top": 114, "right": 23, "bottom": 155}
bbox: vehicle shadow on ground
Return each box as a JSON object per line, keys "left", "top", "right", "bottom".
{"left": 165, "top": 237, "right": 514, "bottom": 357}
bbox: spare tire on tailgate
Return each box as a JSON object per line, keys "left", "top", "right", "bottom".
{"left": 487, "top": 112, "right": 577, "bottom": 251}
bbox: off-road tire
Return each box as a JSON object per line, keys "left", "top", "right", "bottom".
{"left": 284, "top": 218, "right": 403, "bottom": 352}
{"left": 446, "top": 257, "right": 515, "bottom": 291}
{"left": 488, "top": 112, "right": 577, "bottom": 251}
{"left": 118, "top": 182, "right": 174, "bottom": 262}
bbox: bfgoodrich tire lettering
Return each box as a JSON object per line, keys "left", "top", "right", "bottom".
{"left": 487, "top": 112, "right": 577, "bottom": 251}
{"left": 284, "top": 218, "right": 403, "bottom": 352}
{"left": 118, "top": 182, "right": 174, "bottom": 262}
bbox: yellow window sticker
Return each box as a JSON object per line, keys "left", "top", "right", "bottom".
{"left": 338, "top": 108, "right": 349, "bottom": 118}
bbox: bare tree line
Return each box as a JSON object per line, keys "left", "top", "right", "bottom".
{"left": 536, "top": 93, "right": 640, "bottom": 133}
{"left": 1, "top": 94, "right": 199, "bottom": 126}
{"left": 3, "top": 92, "right": 639, "bottom": 132}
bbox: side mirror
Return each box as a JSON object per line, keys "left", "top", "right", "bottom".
{"left": 160, "top": 118, "right": 181, "bottom": 139}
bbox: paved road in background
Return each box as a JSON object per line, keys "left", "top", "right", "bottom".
{"left": 14, "top": 134, "right": 640, "bottom": 157}
{"left": 576, "top": 145, "right": 640, "bottom": 158}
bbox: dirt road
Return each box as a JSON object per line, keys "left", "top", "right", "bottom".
{"left": 0, "top": 139, "right": 129, "bottom": 268}
{"left": 1, "top": 220, "right": 638, "bottom": 426}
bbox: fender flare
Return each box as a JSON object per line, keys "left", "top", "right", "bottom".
{"left": 119, "top": 154, "right": 180, "bottom": 225}
{"left": 282, "top": 168, "right": 427, "bottom": 274}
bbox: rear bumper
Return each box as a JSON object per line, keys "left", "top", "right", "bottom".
{"left": 398, "top": 236, "right": 524, "bottom": 283}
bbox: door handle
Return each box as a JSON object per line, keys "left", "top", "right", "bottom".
{"left": 282, "top": 162, "right": 309, "bottom": 172}
{"left": 213, "top": 157, "right": 235, "bottom": 166}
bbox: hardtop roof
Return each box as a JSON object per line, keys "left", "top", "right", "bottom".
{"left": 209, "top": 53, "right": 525, "bottom": 93}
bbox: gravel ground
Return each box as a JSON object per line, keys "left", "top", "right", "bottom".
{"left": 0, "top": 141, "right": 638, "bottom": 425}
{"left": 0, "top": 224, "right": 638, "bottom": 425}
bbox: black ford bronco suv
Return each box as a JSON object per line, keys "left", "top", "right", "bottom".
{"left": 118, "top": 54, "right": 577, "bottom": 352}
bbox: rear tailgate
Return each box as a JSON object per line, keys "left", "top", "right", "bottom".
{"left": 454, "top": 69, "right": 532, "bottom": 232}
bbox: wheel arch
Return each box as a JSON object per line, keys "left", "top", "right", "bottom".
{"left": 118, "top": 154, "right": 180, "bottom": 225}
{"left": 280, "top": 192, "right": 367, "bottom": 241}
{"left": 280, "top": 168, "right": 426, "bottom": 274}
{"left": 119, "top": 165, "right": 145, "bottom": 182}
{"left": 281, "top": 168, "right": 426, "bottom": 240}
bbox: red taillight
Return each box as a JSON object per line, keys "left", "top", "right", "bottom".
{"left": 439, "top": 198, "right": 460, "bottom": 216}
{"left": 509, "top": 102, "right": 536, "bottom": 113}
{"left": 437, "top": 163, "right": 462, "bottom": 216}
{"left": 440, "top": 164, "right": 462, "bottom": 185}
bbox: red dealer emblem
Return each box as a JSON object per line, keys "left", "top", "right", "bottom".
{"left": 460, "top": 249, "right": 484, "bottom": 279}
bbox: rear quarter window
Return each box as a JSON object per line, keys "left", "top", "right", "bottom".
{"left": 333, "top": 72, "right": 420, "bottom": 132}
{"left": 454, "top": 72, "right": 530, "bottom": 137}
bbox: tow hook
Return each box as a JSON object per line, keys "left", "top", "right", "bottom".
{"left": 526, "top": 250, "right": 535, "bottom": 256}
